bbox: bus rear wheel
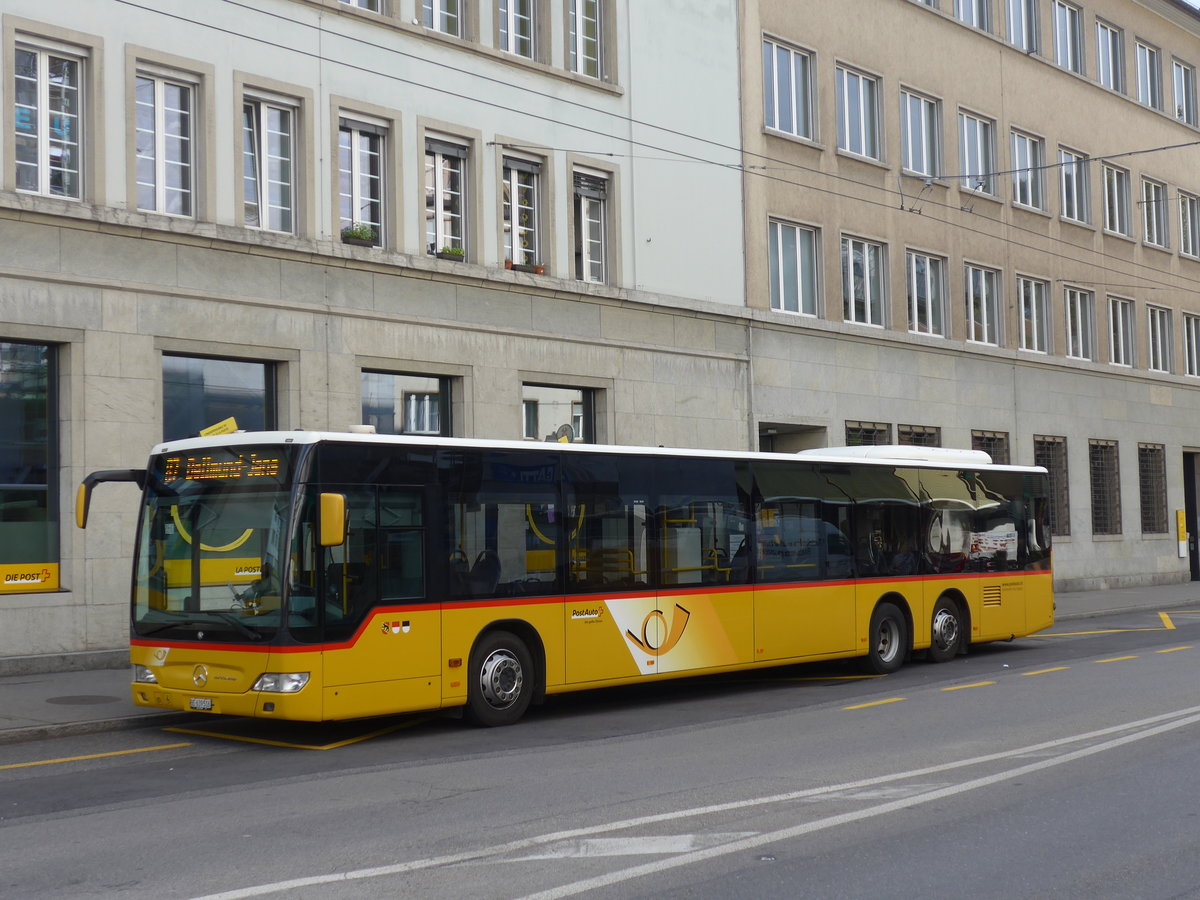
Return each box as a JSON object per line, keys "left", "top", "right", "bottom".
{"left": 862, "top": 601, "right": 907, "bottom": 675}
{"left": 465, "top": 630, "right": 534, "bottom": 727}
{"left": 928, "top": 596, "right": 963, "bottom": 664}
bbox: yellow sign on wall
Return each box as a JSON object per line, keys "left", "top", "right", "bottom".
{"left": 0, "top": 563, "right": 60, "bottom": 592}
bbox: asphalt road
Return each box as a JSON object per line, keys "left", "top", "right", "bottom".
{"left": 2, "top": 608, "right": 1199, "bottom": 899}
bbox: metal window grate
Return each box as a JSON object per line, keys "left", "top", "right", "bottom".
{"left": 1034, "top": 435, "right": 1070, "bottom": 536}
{"left": 1138, "top": 443, "right": 1168, "bottom": 533}
{"left": 971, "top": 429, "right": 1010, "bottom": 464}
{"left": 845, "top": 420, "right": 891, "bottom": 446}
{"left": 898, "top": 424, "right": 941, "bottom": 447}
{"left": 1089, "top": 439, "right": 1121, "bottom": 535}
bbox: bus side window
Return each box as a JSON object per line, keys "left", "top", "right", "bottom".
{"left": 379, "top": 488, "right": 424, "bottom": 601}
{"left": 323, "top": 489, "right": 379, "bottom": 640}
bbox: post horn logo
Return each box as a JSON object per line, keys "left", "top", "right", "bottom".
{"left": 625, "top": 603, "right": 691, "bottom": 656}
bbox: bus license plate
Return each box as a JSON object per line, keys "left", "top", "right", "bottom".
{"left": 189, "top": 697, "right": 213, "bottom": 711}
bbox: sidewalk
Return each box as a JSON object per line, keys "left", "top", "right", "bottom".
{"left": 2, "top": 581, "right": 1199, "bottom": 746}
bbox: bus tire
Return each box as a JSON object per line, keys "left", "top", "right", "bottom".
{"left": 928, "top": 595, "right": 963, "bottom": 664}
{"left": 862, "top": 601, "right": 907, "bottom": 675}
{"left": 465, "top": 630, "right": 534, "bottom": 727}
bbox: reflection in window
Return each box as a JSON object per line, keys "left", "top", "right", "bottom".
{"left": 15, "top": 46, "right": 82, "bottom": 199}
{"left": 522, "top": 384, "right": 593, "bottom": 442}
{"left": 162, "top": 354, "right": 273, "bottom": 440}
{"left": 361, "top": 371, "right": 450, "bottom": 436}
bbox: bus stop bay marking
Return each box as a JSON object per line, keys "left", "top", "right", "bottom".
{"left": 0, "top": 742, "right": 192, "bottom": 771}
{"left": 163, "top": 718, "right": 426, "bottom": 750}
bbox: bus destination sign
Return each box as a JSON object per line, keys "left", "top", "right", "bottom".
{"left": 162, "top": 451, "right": 284, "bottom": 482}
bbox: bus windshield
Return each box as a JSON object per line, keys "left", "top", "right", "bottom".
{"left": 132, "top": 445, "right": 301, "bottom": 643}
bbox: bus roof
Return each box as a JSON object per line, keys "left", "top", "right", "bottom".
{"left": 151, "top": 430, "right": 1047, "bottom": 475}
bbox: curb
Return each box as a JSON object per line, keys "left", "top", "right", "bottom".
{"left": 0, "top": 712, "right": 196, "bottom": 747}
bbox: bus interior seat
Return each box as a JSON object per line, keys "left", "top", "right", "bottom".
{"left": 468, "top": 550, "right": 501, "bottom": 596}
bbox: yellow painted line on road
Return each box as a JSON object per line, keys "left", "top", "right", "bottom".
{"left": 0, "top": 742, "right": 191, "bottom": 771}
{"left": 1160, "top": 612, "right": 1177, "bottom": 630}
{"left": 1023, "top": 667, "right": 1070, "bottom": 676}
{"left": 1157, "top": 646, "right": 1193, "bottom": 654}
{"left": 1095, "top": 656, "right": 1137, "bottom": 663}
{"left": 843, "top": 698, "right": 906, "bottom": 710}
{"left": 164, "top": 718, "right": 426, "bottom": 750}
{"left": 942, "top": 681, "right": 996, "bottom": 692}
{"left": 1041, "top": 627, "right": 1163, "bottom": 636}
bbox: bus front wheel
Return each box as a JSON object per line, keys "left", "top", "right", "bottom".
{"left": 862, "top": 602, "right": 907, "bottom": 675}
{"left": 928, "top": 596, "right": 963, "bottom": 664}
{"left": 465, "top": 630, "right": 534, "bottom": 727}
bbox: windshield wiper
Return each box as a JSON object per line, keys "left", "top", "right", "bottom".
{"left": 138, "top": 612, "right": 264, "bottom": 641}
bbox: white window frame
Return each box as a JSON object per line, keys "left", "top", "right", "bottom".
{"left": 1011, "top": 130, "right": 1044, "bottom": 209}
{"left": 1095, "top": 21, "right": 1124, "bottom": 93}
{"left": 1007, "top": 0, "right": 1037, "bottom": 52}
{"left": 1180, "top": 191, "right": 1200, "bottom": 259}
{"left": 574, "top": 168, "right": 608, "bottom": 284}
{"left": 836, "top": 65, "right": 880, "bottom": 160}
{"left": 1018, "top": 276, "right": 1049, "bottom": 353}
{"left": 1141, "top": 178, "right": 1168, "bottom": 249}
{"left": 763, "top": 37, "right": 814, "bottom": 140}
{"left": 338, "top": 117, "right": 384, "bottom": 245}
{"left": 340, "top": 0, "right": 382, "bottom": 10}
{"left": 1108, "top": 296, "right": 1135, "bottom": 367}
{"left": 15, "top": 42, "right": 85, "bottom": 200}
{"left": 906, "top": 250, "right": 946, "bottom": 336}
{"left": 901, "top": 89, "right": 940, "bottom": 178}
{"left": 568, "top": 0, "right": 602, "bottom": 78}
{"left": 1174, "top": 60, "right": 1197, "bottom": 125}
{"left": 965, "top": 264, "right": 1001, "bottom": 345}
{"left": 499, "top": 0, "right": 535, "bottom": 59}
{"left": 502, "top": 155, "right": 541, "bottom": 267}
{"left": 135, "top": 71, "right": 195, "bottom": 217}
{"left": 1052, "top": 0, "right": 1083, "bottom": 74}
{"left": 1059, "top": 147, "right": 1089, "bottom": 224}
{"left": 1136, "top": 41, "right": 1163, "bottom": 109}
{"left": 1103, "top": 163, "right": 1131, "bottom": 236}
{"left": 426, "top": 137, "right": 468, "bottom": 257}
{"left": 769, "top": 219, "right": 819, "bottom": 316}
{"left": 1148, "top": 305, "right": 1173, "bottom": 373}
{"left": 242, "top": 94, "right": 297, "bottom": 234}
{"left": 1065, "top": 287, "right": 1095, "bottom": 360}
{"left": 954, "top": 0, "right": 989, "bottom": 30}
{"left": 842, "top": 236, "right": 886, "bottom": 327}
{"left": 423, "top": 0, "right": 463, "bottom": 36}
{"left": 958, "top": 111, "right": 995, "bottom": 194}
{"left": 1184, "top": 313, "right": 1200, "bottom": 376}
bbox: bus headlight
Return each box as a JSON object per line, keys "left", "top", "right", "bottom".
{"left": 133, "top": 664, "right": 157, "bottom": 684}
{"left": 253, "top": 672, "right": 310, "bottom": 693}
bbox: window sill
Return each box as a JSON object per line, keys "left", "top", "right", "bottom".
{"left": 506, "top": 261, "right": 545, "bottom": 275}
{"left": 435, "top": 251, "right": 467, "bottom": 261}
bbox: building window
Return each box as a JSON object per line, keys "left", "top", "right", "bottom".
{"left": 15, "top": 45, "right": 83, "bottom": 199}
{"left": 162, "top": 354, "right": 275, "bottom": 441}
{"left": 1059, "top": 147, "right": 1090, "bottom": 224}
{"left": 522, "top": 384, "right": 593, "bottom": 442}
{"left": 1185, "top": 313, "right": 1200, "bottom": 376}
{"left": 971, "top": 430, "right": 1010, "bottom": 465}
{"left": 426, "top": 138, "right": 468, "bottom": 257}
{"left": 842, "top": 236, "right": 885, "bottom": 326}
{"left": 1034, "top": 434, "right": 1070, "bottom": 536}
{"left": 763, "top": 38, "right": 814, "bottom": 140}
{"left": 898, "top": 424, "right": 941, "bottom": 447}
{"left": 499, "top": 0, "right": 535, "bottom": 58}
{"left": 1108, "top": 296, "right": 1135, "bottom": 367}
{"left": 1136, "top": 41, "right": 1162, "bottom": 109}
{"left": 1051, "top": 1, "right": 1083, "bottom": 74}
{"left": 954, "top": 0, "right": 989, "bottom": 30}
{"left": 1174, "top": 60, "right": 1197, "bottom": 125}
{"left": 1102, "top": 164, "right": 1130, "bottom": 236}
{"left": 1141, "top": 178, "right": 1168, "bottom": 248}
{"left": 1065, "top": 287, "right": 1095, "bottom": 360}
{"left": 135, "top": 74, "right": 193, "bottom": 216}
{"left": 423, "top": 0, "right": 463, "bottom": 36}
{"left": 900, "top": 90, "right": 940, "bottom": 177}
{"left": 1095, "top": 21, "right": 1124, "bottom": 92}
{"left": 770, "top": 219, "right": 818, "bottom": 316}
{"left": 340, "top": 0, "right": 381, "bottom": 9}
{"left": 361, "top": 371, "right": 451, "bottom": 436}
{"left": 966, "top": 264, "right": 1001, "bottom": 345}
{"left": 845, "top": 421, "right": 891, "bottom": 446}
{"left": 1139, "top": 443, "right": 1168, "bottom": 534}
{"left": 574, "top": 169, "right": 608, "bottom": 283}
{"left": 338, "top": 119, "right": 384, "bottom": 246}
{"left": 1018, "top": 276, "right": 1049, "bottom": 353}
{"left": 568, "top": 0, "right": 602, "bottom": 78}
{"left": 1011, "top": 130, "right": 1044, "bottom": 209}
{"left": 502, "top": 156, "right": 541, "bottom": 268}
{"left": 1148, "top": 306, "right": 1173, "bottom": 373}
{"left": 0, "top": 341, "right": 58, "bottom": 593}
{"left": 959, "top": 111, "right": 995, "bottom": 194}
{"left": 906, "top": 251, "right": 945, "bottom": 336}
{"left": 242, "top": 97, "right": 295, "bottom": 233}
{"left": 1007, "top": 0, "right": 1038, "bottom": 52}
{"left": 1180, "top": 193, "right": 1200, "bottom": 258}
{"left": 836, "top": 65, "right": 880, "bottom": 160}
{"left": 1089, "top": 439, "right": 1121, "bottom": 535}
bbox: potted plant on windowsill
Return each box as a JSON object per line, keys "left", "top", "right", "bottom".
{"left": 506, "top": 259, "right": 545, "bottom": 275}
{"left": 340, "top": 222, "right": 377, "bottom": 247}
{"left": 436, "top": 245, "right": 466, "bottom": 261}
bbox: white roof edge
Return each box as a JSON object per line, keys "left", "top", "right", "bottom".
{"left": 798, "top": 445, "right": 994, "bottom": 466}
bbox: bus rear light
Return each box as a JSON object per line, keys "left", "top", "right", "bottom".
{"left": 133, "top": 664, "right": 157, "bottom": 684}
{"left": 253, "top": 672, "right": 310, "bottom": 693}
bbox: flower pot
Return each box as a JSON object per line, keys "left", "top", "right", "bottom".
{"left": 342, "top": 236, "right": 375, "bottom": 247}
{"left": 504, "top": 259, "right": 514, "bottom": 270}
{"left": 436, "top": 251, "right": 465, "bottom": 261}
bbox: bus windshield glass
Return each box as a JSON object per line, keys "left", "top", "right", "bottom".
{"left": 132, "top": 445, "right": 300, "bottom": 643}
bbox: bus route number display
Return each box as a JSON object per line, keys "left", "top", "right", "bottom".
{"left": 162, "top": 452, "right": 283, "bottom": 482}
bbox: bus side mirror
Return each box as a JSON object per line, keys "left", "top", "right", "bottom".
{"left": 319, "top": 493, "right": 347, "bottom": 547}
{"left": 75, "top": 483, "right": 91, "bottom": 529}
{"left": 75, "top": 469, "right": 146, "bottom": 529}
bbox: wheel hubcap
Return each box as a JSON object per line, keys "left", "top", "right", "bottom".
{"left": 877, "top": 619, "right": 900, "bottom": 663}
{"left": 932, "top": 608, "right": 959, "bottom": 651}
{"left": 479, "top": 649, "right": 523, "bottom": 709}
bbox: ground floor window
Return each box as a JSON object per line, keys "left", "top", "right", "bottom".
{"left": 361, "top": 371, "right": 451, "bottom": 436}
{"left": 522, "top": 384, "right": 594, "bottom": 442}
{"left": 0, "top": 340, "right": 58, "bottom": 592}
{"left": 1138, "top": 443, "right": 1168, "bottom": 534}
{"left": 972, "top": 429, "right": 1010, "bottom": 465}
{"left": 162, "top": 354, "right": 274, "bottom": 440}
{"left": 845, "top": 420, "right": 891, "bottom": 446}
{"left": 1089, "top": 439, "right": 1121, "bottom": 535}
{"left": 898, "top": 424, "right": 941, "bottom": 447}
{"left": 1034, "top": 434, "right": 1070, "bottom": 536}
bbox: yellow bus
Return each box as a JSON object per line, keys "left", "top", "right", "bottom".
{"left": 77, "top": 432, "right": 1053, "bottom": 726}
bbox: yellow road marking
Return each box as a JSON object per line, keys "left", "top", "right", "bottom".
{"left": 1023, "top": 667, "right": 1069, "bottom": 676}
{"left": 1095, "top": 656, "right": 1137, "bottom": 663}
{"left": 843, "top": 698, "right": 905, "bottom": 710}
{"left": 1041, "top": 628, "right": 1163, "bottom": 636}
{"left": 164, "top": 718, "right": 425, "bottom": 750}
{"left": 1157, "top": 646, "right": 1193, "bottom": 654}
{"left": 0, "top": 742, "right": 191, "bottom": 771}
{"left": 1160, "top": 612, "right": 1177, "bottom": 630}
{"left": 782, "top": 675, "right": 882, "bottom": 682}
{"left": 942, "top": 681, "right": 996, "bottom": 691}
